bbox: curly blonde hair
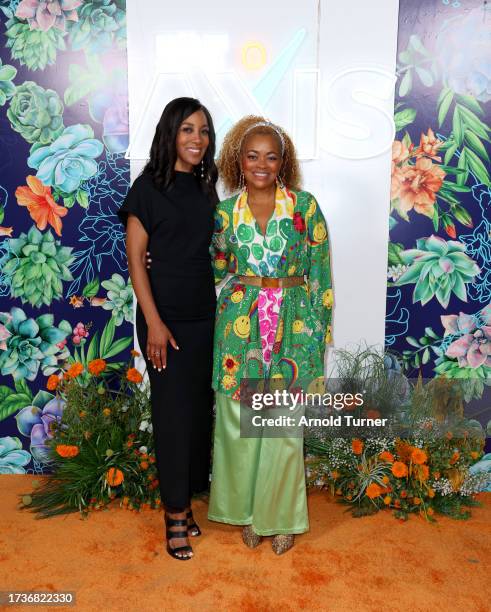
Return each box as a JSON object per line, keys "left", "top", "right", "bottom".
{"left": 217, "top": 115, "right": 302, "bottom": 194}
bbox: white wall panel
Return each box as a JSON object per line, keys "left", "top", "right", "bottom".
{"left": 126, "top": 0, "right": 400, "bottom": 364}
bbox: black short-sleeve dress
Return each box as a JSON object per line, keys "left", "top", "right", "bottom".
{"left": 118, "top": 170, "right": 216, "bottom": 511}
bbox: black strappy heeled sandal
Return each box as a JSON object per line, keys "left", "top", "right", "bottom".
{"left": 186, "top": 509, "right": 201, "bottom": 537}
{"left": 165, "top": 513, "right": 194, "bottom": 560}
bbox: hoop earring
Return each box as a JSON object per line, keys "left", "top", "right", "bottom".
{"left": 276, "top": 174, "right": 285, "bottom": 189}
{"left": 200, "top": 159, "right": 205, "bottom": 179}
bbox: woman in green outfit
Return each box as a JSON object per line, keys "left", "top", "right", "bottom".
{"left": 207, "top": 115, "right": 334, "bottom": 554}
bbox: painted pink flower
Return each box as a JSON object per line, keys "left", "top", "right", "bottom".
{"left": 443, "top": 305, "right": 491, "bottom": 368}
{"left": 15, "top": 0, "right": 82, "bottom": 32}
{"left": 0, "top": 324, "right": 12, "bottom": 351}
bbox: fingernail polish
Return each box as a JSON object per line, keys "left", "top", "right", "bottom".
{"left": 158, "top": 368, "right": 161, "bottom": 372}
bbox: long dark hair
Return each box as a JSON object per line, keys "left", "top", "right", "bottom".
{"left": 142, "top": 97, "right": 219, "bottom": 204}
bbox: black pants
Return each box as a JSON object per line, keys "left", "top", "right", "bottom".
{"left": 136, "top": 306, "right": 214, "bottom": 511}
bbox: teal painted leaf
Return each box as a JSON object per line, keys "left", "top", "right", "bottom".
{"left": 82, "top": 277, "right": 100, "bottom": 298}
{"left": 399, "top": 70, "right": 412, "bottom": 97}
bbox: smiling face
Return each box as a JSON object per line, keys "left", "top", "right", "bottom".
{"left": 240, "top": 131, "right": 283, "bottom": 191}
{"left": 175, "top": 109, "right": 210, "bottom": 172}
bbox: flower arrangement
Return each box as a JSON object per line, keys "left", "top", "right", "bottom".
{"left": 305, "top": 347, "right": 488, "bottom": 522}
{"left": 20, "top": 351, "right": 159, "bottom": 517}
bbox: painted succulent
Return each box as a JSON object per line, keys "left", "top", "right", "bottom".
{"left": 1, "top": 226, "right": 75, "bottom": 308}
{"left": 7, "top": 81, "right": 64, "bottom": 145}
{"left": 0, "top": 436, "right": 31, "bottom": 474}
{"left": 28, "top": 124, "right": 103, "bottom": 194}
{"left": 4, "top": 13, "right": 66, "bottom": 71}
{"left": 15, "top": 0, "right": 82, "bottom": 32}
{"left": 0, "top": 59, "right": 17, "bottom": 107}
{"left": 395, "top": 235, "right": 480, "bottom": 308}
{"left": 0, "top": 307, "right": 71, "bottom": 381}
{"left": 442, "top": 305, "right": 491, "bottom": 369}
{"left": 101, "top": 273, "right": 133, "bottom": 326}
{"left": 16, "top": 393, "right": 66, "bottom": 463}
{"left": 68, "top": 0, "right": 126, "bottom": 55}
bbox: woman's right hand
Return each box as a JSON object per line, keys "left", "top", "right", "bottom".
{"left": 146, "top": 319, "right": 179, "bottom": 371}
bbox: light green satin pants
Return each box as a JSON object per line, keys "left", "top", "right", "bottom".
{"left": 207, "top": 392, "right": 309, "bottom": 535}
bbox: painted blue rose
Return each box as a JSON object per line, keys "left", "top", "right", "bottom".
{"left": 0, "top": 436, "right": 31, "bottom": 474}
{"left": 79, "top": 214, "right": 127, "bottom": 270}
{"left": 27, "top": 124, "right": 104, "bottom": 194}
{"left": 16, "top": 394, "right": 66, "bottom": 464}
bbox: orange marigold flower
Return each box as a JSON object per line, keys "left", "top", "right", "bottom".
{"left": 106, "top": 467, "right": 124, "bottom": 486}
{"left": 102, "top": 408, "right": 111, "bottom": 417}
{"left": 330, "top": 470, "right": 340, "bottom": 480}
{"left": 15, "top": 175, "right": 68, "bottom": 237}
{"left": 400, "top": 490, "right": 408, "bottom": 498}
{"left": 411, "top": 448, "right": 428, "bottom": 464}
{"left": 428, "top": 488, "right": 435, "bottom": 498}
{"left": 88, "top": 358, "right": 106, "bottom": 375}
{"left": 419, "top": 465, "right": 430, "bottom": 481}
{"left": 427, "top": 507, "right": 434, "bottom": 516}
{"left": 383, "top": 495, "right": 392, "bottom": 505}
{"left": 366, "top": 483, "right": 383, "bottom": 499}
{"left": 392, "top": 461, "right": 408, "bottom": 478}
{"left": 382, "top": 475, "right": 390, "bottom": 484}
{"left": 46, "top": 374, "right": 59, "bottom": 391}
{"left": 394, "top": 499, "right": 401, "bottom": 508}
{"left": 413, "top": 497, "right": 422, "bottom": 505}
{"left": 79, "top": 411, "right": 86, "bottom": 419}
{"left": 380, "top": 451, "right": 394, "bottom": 463}
{"left": 351, "top": 439, "right": 364, "bottom": 455}
{"left": 67, "top": 362, "right": 84, "bottom": 378}
{"left": 56, "top": 444, "right": 79, "bottom": 458}
{"left": 470, "top": 451, "right": 479, "bottom": 460}
{"left": 450, "top": 451, "right": 460, "bottom": 465}
{"left": 140, "top": 461, "right": 149, "bottom": 471}
{"left": 126, "top": 368, "right": 143, "bottom": 383}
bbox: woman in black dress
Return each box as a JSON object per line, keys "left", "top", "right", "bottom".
{"left": 117, "top": 97, "right": 218, "bottom": 560}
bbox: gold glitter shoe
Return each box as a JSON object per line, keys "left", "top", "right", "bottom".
{"left": 242, "top": 525, "right": 262, "bottom": 548}
{"left": 271, "top": 534, "right": 295, "bottom": 555}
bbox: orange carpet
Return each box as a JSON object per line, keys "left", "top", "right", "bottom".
{"left": 1, "top": 476, "right": 490, "bottom": 612}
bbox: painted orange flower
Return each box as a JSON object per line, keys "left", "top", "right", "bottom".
{"left": 411, "top": 448, "right": 428, "bottom": 465}
{"left": 106, "top": 467, "right": 124, "bottom": 486}
{"left": 351, "top": 439, "right": 364, "bottom": 455}
{"left": 15, "top": 176, "right": 68, "bottom": 236}
{"left": 414, "top": 128, "right": 443, "bottom": 162}
{"left": 383, "top": 495, "right": 392, "bottom": 505}
{"left": 391, "top": 461, "right": 408, "bottom": 478}
{"left": 69, "top": 295, "right": 84, "bottom": 308}
{"left": 366, "top": 483, "right": 383, "bottom": 499}
{"left": 390, "top": 140, "right": 410, "bottom": 199}
{"left": 46, "top": 374, "right": 59, "bottom": 391}
{"left": 379, "top": 451, "right": 394, "bottom": 463}
{"left": 88, "top": 358, "right": 106, "bottom": 376}
{"left": 66, "top": 362, "right": 84, "bottom": 378}
{"left": 131, "top": 349, "right": 140, "bottom": 357}
{"left": 393, "top": 157, "right": 445, "bottom": 219}
{"left": 56, "top": 444, "right": 79, "bottom": 458}
{"left": 126, "top": 368, "right": 143, "bottom": 383}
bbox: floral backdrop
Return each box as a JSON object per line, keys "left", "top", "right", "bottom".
{"left": 0, "top": 0, "right": 133, "bottom": 474}
{"left": 386, "top": 0, "right": 491, "bottom": 446}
